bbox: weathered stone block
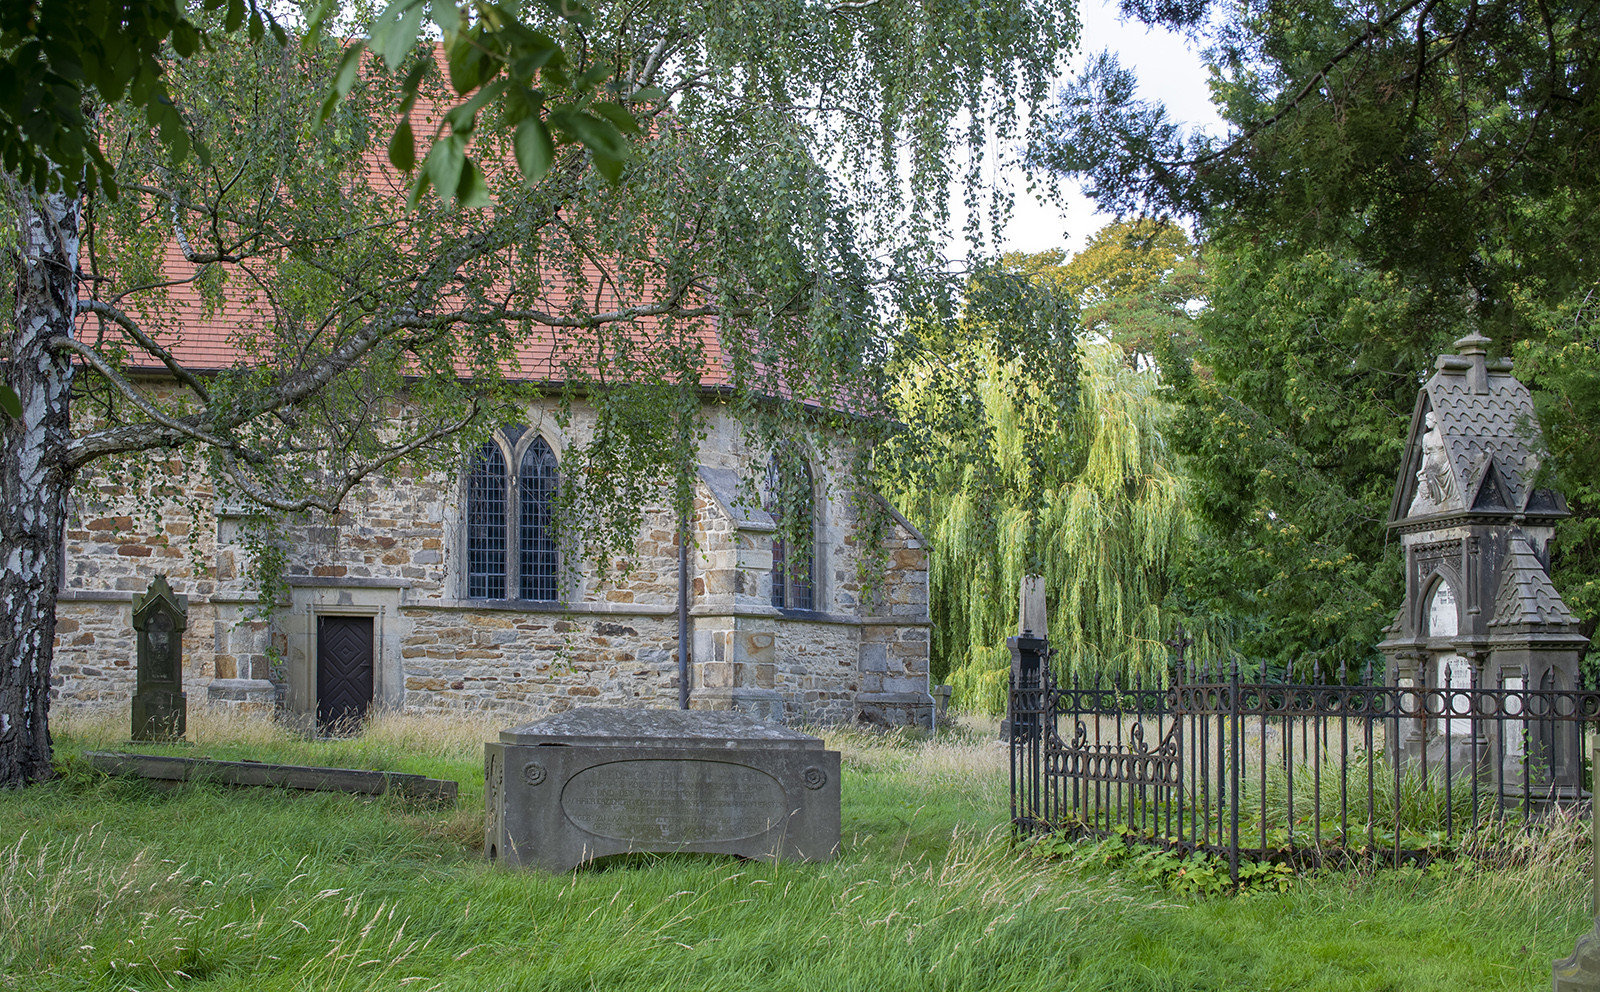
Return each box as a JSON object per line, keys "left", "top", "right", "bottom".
{"left": 1555, "top": 920, "right": 1600, "bottom": 991}
{"left": 485, "top": 708, "right": 840, "bottom": 871}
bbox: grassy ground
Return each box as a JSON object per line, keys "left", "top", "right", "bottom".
{"left": 0, "top": 708, "right": 1591, "bottom": 991}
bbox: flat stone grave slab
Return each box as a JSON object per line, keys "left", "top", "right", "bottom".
{"left": 85, "top": 751, "right": 458, "bottom": 803}
{"left": 485, "top": 707, "right": 841, "bottom": 871}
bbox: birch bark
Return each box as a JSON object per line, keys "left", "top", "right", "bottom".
{"left": 0, "top": 183, "right": 79, "bottom": 787}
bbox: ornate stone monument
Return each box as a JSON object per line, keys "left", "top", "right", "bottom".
{"left": 485, "top": 707, "right": 841, "bottom": 871}
{"left": 131, "top": 575, "right": 187, "bottom": 741}
{"left": 1378, "top": 333, "right": 1589, "bottom": 800}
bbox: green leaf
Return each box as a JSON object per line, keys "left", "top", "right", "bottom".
{"left": 542, "top": 65, "right": 570, "bottom": 90}
{"left": 371, "top": 0, "right": 428, "bottom": 70}
{"left": 397, "top": 61, "right": 429, "bottom": 115}
{"left": 591, "top": 151, "right": 623, "bottom": 184}
{"left": 248, "top": 9, "right": 263, "bottom": 42}
{"left": 319, "top": 43, "right": 366, "bottom": 125}
{"left": 406, "top": 171, "right": 433, "bottom": 210}
{"left": 446, "top": 31, "right": 489, "bottom": 95}
{"left": 506, "top": 34, "right": 563, "bottom": 82}
{"left": 0, "top": 385, "right": 21, "bottom": 420}
{"left": 425, "top": 136, "right": 466, "bottom": 203}
{"left": 576, "top": 63, "right": 612, "bottom": 89}
{"left": 533, "top": 0, "right": 593, "bottom": 29}
{"left": 552, "top": 110, "right": 627, "bottom": 158}
{"left": 591, "top": 101, "right": 640, "bottom": 135}
{"left": 171, "top": 20, "right": 200, "bottom": 57}
{"left": 445, "top": 78, "right": 507, "bottom": 135}
{"left": 514, "top": 118, "right": 554, "bottom": 182}
{"left": 428, "top": 2, "right": 462, "bottom": 34}
{"left": 303, "top": 0, "right": 338, "bottom": 48}
{"left": 389, "top": 119, "right": 416, "bottom": 172}
{"left": 224, "top": 0, "right": 245, "bottom": 33}
{"left": 456, "top": 157, "right": 492, "bottom": 208}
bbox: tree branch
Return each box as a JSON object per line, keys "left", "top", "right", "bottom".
{"left": 80, "top": 299, "right": 213, "bottom": 403}
{"left": 48, "top": 335, "right": 232, "bottom": 453}
{"left": 216, "top": 400, "right": 480, "bottom": 514}
{"left": 1163, "top": 0, "right": 1433, "bottom": 168}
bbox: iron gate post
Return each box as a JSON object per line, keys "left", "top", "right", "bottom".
{"left": 1006, "top": 634, "right": 1049, "bottom": 829}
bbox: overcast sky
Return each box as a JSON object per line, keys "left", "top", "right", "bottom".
{"left": 975, "top": 0, "right": 1226, "bottom": 258}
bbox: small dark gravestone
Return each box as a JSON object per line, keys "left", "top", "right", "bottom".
{"left": 131, "top": 575, "right": 187, "bottom": 741}
{"left": 485, "top": 707, "right": 840, "bottom": 871}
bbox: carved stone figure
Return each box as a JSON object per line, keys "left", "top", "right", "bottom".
{"left": 1408, "top": 411, "right": 1459, "bottom": 515}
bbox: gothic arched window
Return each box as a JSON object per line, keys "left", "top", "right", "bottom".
{"left": 765, "top": 451, "right": 816, "bottom": 611}
{"left": 518, "top": 437, "right": 559, "bottom": 601}
{"left": 466, "top": 430, "right": 560, "bottom": 601}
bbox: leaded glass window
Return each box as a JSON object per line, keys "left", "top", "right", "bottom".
{"left": 465, "top": 430, "right": 560, "bottom": 601}
{"left": 466, "top": 442, "right": 507, "bottom": 599}
{"left": 519, "top": 437, "right": 559, "bottom": 601}
{"left": 766, "top": 452, "right": 815, "bottom": 611}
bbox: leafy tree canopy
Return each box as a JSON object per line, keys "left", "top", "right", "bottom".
{"left": 1033, "top": 0, "right": 1600, "bottom": 668}
{"left": 1005, "top": 218, "right": 1203, "bottom": 357}
{"left": 1, "top": 0, "right": 633, "bottom": 201}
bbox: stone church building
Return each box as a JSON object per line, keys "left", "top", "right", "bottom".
{"left": 49, "top": 315, "right": 934, "bottom": 732}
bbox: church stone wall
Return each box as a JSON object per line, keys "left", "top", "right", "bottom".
{"left": 50, "top": 398, "right": 933, "bottom": 728}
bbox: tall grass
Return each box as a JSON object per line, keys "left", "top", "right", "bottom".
{"left": 1, "top": 708, "right": 1591, "bottom": 991}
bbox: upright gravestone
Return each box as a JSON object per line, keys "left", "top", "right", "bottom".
{"left": 1378, "top": 333, "right": 1589, "bottom": 801}
{"left": 1000, "top": 575, "right": 1048, "bottom": 743}
{"left": 131, "top": 575, "right": 187, "bottom": 741}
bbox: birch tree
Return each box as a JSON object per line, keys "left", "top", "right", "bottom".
{"left": 0, "top": 0, "right": 1076, "bottom": 785}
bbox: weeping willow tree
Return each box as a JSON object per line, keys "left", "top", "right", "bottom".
{"left": 887, "top": 333, "right": 1194, "bottom": 714}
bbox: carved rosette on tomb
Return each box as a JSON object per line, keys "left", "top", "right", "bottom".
{"left": 1378, "top": 332, "right": 1589, "bottom": 801}
{"left": 131, "top": 575, "right": 188, "bottom": 741}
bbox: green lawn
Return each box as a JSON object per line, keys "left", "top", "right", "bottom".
{"left": 1, "top": 708, "right": 1588, "bottom": 991}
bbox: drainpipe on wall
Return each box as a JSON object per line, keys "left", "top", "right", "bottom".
{"left": 678, "top": 511, "right": 691, "bottom": 710}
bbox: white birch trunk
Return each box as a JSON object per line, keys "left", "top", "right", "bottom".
{"left": 0, "top": 185, "right": 79, "bottom": 787}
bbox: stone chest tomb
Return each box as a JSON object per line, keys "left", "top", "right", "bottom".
{"left": 484, "top": 707, "right": 840, "bottom": 871}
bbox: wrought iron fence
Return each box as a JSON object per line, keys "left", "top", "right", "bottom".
{"left": 1009, "top": 641, "right": 1599, "bottom": 884}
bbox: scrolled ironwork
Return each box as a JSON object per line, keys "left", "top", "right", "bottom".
{"left": 1013, "top": 658, "right": 1600, "bottom": 886}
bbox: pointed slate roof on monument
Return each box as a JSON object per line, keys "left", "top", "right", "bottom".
{"left": 1489, "top": 536, "right": 1576, "bottom": 627}
{"left": 1388, "top": 332, "right": 1567, "bottom": 525}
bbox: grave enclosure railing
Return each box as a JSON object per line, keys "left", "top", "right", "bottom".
{"left": 1009, "top": 647, "right": 1600, "bottom": 885}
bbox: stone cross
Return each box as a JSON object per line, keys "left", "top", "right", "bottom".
{"left": 131, "top": 575, "right": 188, "bottom": 741}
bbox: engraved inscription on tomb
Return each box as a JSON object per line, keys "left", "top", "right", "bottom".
{"left": 560, "top": 759, "right": 788, "bottom": 844}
